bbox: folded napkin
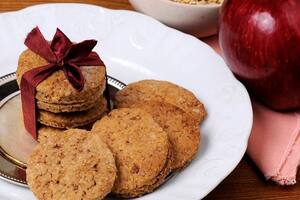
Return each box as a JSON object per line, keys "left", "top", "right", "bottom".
{"left": 203, "top": 36, "right": 300, "bottom": 185}
{"left": 248, "top": 102, "right": 300, "bottom": 185}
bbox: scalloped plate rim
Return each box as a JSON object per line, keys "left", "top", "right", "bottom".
{"left": 0, "top": 3, "right": 253, "bottom": 200}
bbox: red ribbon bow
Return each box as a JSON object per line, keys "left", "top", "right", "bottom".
{"left": 21, "top": 27, "right": 105, "bottom": 139}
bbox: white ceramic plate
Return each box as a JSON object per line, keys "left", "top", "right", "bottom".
{"left": 0, "top": 3, "right": 252, "bottom": 200}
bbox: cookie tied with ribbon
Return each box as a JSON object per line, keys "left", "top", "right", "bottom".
{"left": 18, "top": 27, "right": 109, "bottom": 139}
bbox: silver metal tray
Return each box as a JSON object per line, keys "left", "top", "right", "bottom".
{"left": 0, "top": 73, "right": 125, "bottom": 187}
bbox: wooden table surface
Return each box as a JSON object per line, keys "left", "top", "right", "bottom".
{"left": 1, "top": 1, "right": 300, "bottom": 199}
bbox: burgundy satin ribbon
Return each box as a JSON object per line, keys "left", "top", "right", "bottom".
{"left": 21, "top": 27, "right": 105, "bottom": 139}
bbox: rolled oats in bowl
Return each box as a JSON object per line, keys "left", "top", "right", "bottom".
{"left": 129, "top": 0, "right": 222, "bottom": 37}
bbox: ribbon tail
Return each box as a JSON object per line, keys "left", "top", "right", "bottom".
{"left": 51, "top": 28, "right": 73, "bottom": 60}
{"left": 20, "top": 77, "right": 37, "bottom": 137}
{"left": 20, "top": 64, "right": 57, "bottom": 139}
{"left": 63, "top": 63, "right": 85, "bottom": 91}
{"left": 25, "top": 27, "right": 57, "bottom": 63}
{"left": 69, "top": 52, "right": 104, "bottom": 66}
{"left": 69, "top": 52, "right": 109, "bottom": 109}
{"left": 65, "top": 40, "right": 98, "bottom": 62}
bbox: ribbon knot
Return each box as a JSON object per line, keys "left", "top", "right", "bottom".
{"left": 20, "top": 27, "right": 106, "bottom": 139}
{"left": 57, "top": 59, "right": 64, "bottom": 68}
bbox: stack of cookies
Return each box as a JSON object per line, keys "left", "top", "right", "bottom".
{"left": 114, "top": 80, "right": 206, "bottom": 171}
{"left": 26, "top": 79, "right": 206, "bottom": 200}
{"left": 94, "top": 80, "right": 206, "bottom": 198}
{"left": 16, "top": 49, "right": 108, "bottom": 130}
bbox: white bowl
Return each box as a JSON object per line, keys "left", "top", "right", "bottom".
{"left": 129, "top": 0, "right": 221, "bottom": 37}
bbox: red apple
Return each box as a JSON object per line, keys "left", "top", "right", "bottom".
{"left": 219, "top": 0, "right": 300, "bottom": 111}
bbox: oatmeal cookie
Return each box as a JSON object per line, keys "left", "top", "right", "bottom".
{"left": 116, "top": 101, "right": 201, "bottom": 170}
{"left": 92, "top": 108, "right": 172, "bottom": 198}
{"left": 27, "top": 129, "right": 117, "bottom": 200}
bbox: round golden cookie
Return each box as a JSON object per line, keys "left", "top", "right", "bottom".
{"left": 17, "top": 49, "right": 107, "bottom": 104}
{"left": 114, "top": 80, "right": 206, "bottom": 123}
{"left": 116, "top": 101, "right": 200, "bottom": 171}
{"left": 91, "top": 108, "right": 172, "bottom": 198}
{"left": 37, "top": 91, "right": 104, "bottom": 113}
{"left": 38, "top": 97, "right": 108, "bottom": 129}
{"left": 26, "top": 129, "right": 117, "bottom": 200}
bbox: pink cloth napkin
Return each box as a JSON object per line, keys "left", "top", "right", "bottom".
{"left": 203, "top": 36, "right": 300, "bottom": 185}
{"left": 248, "top": 102, "right": 300, "bottom": 185}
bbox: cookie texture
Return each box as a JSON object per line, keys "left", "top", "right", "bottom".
{"left": 27, "top": 129, "right": 117, "bottom": 200}
{"left": 117, "top": 101, "right": 200, "bottom": 170}
{"left": 115, "top": 80, "right": 206, "bottom": 123}
{"left": 17, "top": 49, "right": 106, "bottom": 104}
{"left": 38, "top": 97, "right": 108, "bottom": 129}
{"left": 91, "top": 108, "right": 172, "bottom": 198}
{"left": 37, "top": 92, "right": 104, "bottom": 113}
{"left": 37, "top": 126, "right": 64, "bottom": 144}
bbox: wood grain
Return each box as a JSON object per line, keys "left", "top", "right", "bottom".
{"left": 1, "top": 0, "right": 300, "bottom": 199}
{"left": 0, "top": 0, "right": 132, "bottom": 12}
